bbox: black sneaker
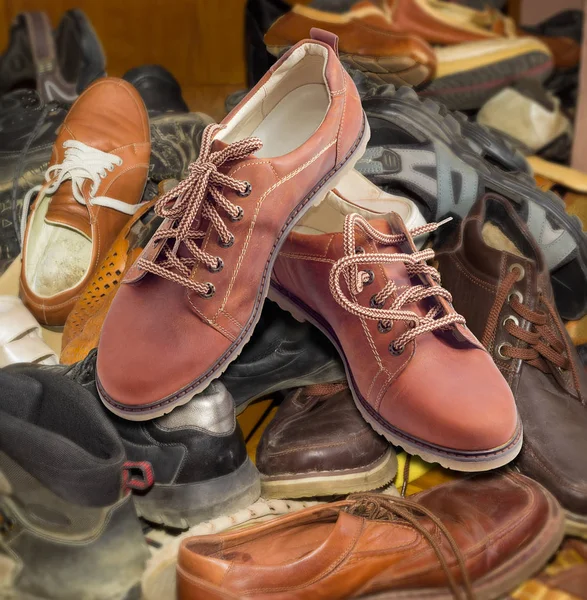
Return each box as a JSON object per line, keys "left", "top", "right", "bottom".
{"left": 9, "top": 350, "right": 261, "bottom": 530}
{"left": 0, "top": 90, "right": 67, "bottom": 274}
{"left": 0, "top": 367, "right": 148, "bottom": 600}
{"left": 222, "top": 300, "right": 345, "bottom": 414}
{"left": 354, "top": 82, "right": 587, "bottom": 321}
{"left": 0, "top": 10, "right": 105, "bottom": 102}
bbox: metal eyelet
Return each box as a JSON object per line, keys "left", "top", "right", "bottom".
{"left": 201, "top": 283, "right": 216, "bottom": 298}
{"left": 363, "top": 270, "right": 374, "bottom": 285}
{"left": 508, "top": 263, "right": 525, "bottom": 281}
{"left": 355, "top": 246, "right": 365, "bottom": 254}
{"left": 230, "top": 206, "right": 244, "bottom": 222}
{"left": 370, "top": 295, "right": 384, "bottom": 309}
{"left": 389, "top": 342, "right": 404, "bottom": 356}
{"left": 496, "top": 342, "right": 512, "bottom": 360}
{"left": 508, "top": 290, "right": 524, "bottom": 305}
{"left": 378, "top": 320, "right": 393, "bottom": 333}
{"left": 237, "top": 182, "right": 252, "bottom": 197}
{"left": 502, "top": 315, "right": 519, "bottom": 328}
{"left": 208, "top": 258, "right": 224, "bottom": 273}
{"left": 218, "top": 235, "right": 235, "bottom": 248}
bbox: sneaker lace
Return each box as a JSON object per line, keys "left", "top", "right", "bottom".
{"left": 21, "top": 140, "right": 144, "bottom": 242}
{"left": 482, "top": 265, "right": 582, "bottom": 400}
{"left": 344, "top": 494, "right": 475, "bottom": 600}
{"left": 329, "top": 214, "right": 466, "bottom": 354}
{"left": 136, "top": 123, "right": 263, "bottom": 298}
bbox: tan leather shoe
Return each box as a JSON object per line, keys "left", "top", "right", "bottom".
{"left": 385, "top": 0, "right": 579, "bottom": 69}
{"left": 176, "top": 472, "right": 564, "bottom": 600}
{"left": 96, "top": 30, "right": 369, "bottom": 421}
{"left": 270, "top": 191, "right": 521, "bottom": 471}
{"left": 19, "top": 77, "right": 150, "bottom": 326}
{"left": 265, "top": 3, "right": 436, "bottom": 87}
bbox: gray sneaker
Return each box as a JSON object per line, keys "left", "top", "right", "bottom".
{"left": 0, "top": 367, "right": 148, "bottom": 600}
{"left": 354, "top": 83, "right": 587, "bottom": 321}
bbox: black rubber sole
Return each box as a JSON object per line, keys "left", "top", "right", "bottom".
{"left": 420, "top": 51, "right": 553, "bottom": 111}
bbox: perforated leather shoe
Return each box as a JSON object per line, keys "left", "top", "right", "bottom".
{"left": 96, "top": 30, "right": 369, "bottom": 421}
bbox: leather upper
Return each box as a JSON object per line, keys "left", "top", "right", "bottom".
{"left": 97, "top": 35, "right": 365, "bottom": 411}
{"left": 272, "top": 213, "right": 518, "bottom": 453}
{"left": 385, "top": 0, "right": 579, "bottom": 68}
{"left": 265, "top": 4, "right": 435, "bottom": 68}
{"left": 19, "top": 78, "right": 150, "bottom": 325}
{"left": 256, "top": 383, "right": 388, "bottom": 477}
{"left": 176, "top": 472, "right": 559, "bottom": 599}
{"left": 436, "top": 193, "right": 587, "bottom": 516}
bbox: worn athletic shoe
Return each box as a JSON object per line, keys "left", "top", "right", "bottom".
{"left": 257, "top": 382, "right": 397, "bottom": 498}
{"left": 8, "top": 350, "right": 261, "bottom": 530}
{"left": 0, "top": 366, "right": 149, "bottom": 600}
{"left": 422, "top": 37, "right": 553, "bottom": 111}
{"left": 348, "top": 67, "right": 530, "bottom": 174}
{"left": 96, "top": 30, "right": 369, "bottom": 420}
{"left": 176, "top": 472, "right": 564, "bottom": 600}
{"left": 271, "top": 189, "right": 521, "bottom": 471}
{"left": 19, "top": 77, "right": 151, "bottom": 327}
{"left": 264, "top": 2, "right": 436, "bottom": 87}
{"left": 355, "top": 85, "right": 587, "bottom": 321}
{"left": 477, "top": 80, "right": 573, "bottom": 163}
{"left": 0, "top": 10, "right": 105, "bottom": 102}
{"left": 436, "top": 193, "right": 587, "bottom": 539}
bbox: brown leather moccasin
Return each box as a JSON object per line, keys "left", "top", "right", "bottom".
{"left": 270, "top": 189, "right": 521, "bottom": 471}
{"left": 265, "top": 2, "right": 436, "bottom": 87}
{"left": 436, "top": 193, "right": 587, "bottom": 539}
{"left": 256, "top": 382, "right": 397, "bottom": 499}
{"left": 176, "top": 471, "right": 564, "bottom": 600}
{"left": 96, "top": 30, "right": 369, "bottom": 420}
{"left": 19, "top": 77, "right": 151, "bottom": 327}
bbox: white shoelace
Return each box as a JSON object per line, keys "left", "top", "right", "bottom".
{"left": 21, "top": 140, "right": 146, "bottom": 243}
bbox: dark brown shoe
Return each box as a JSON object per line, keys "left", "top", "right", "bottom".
{"left": 256, "top": 382, "right": 397, "bottom": 499}
{"left": 177, "top": 472, "right": 564, "bottom": 600}
{"left": 436, "top": 193, "right": 587, "bottom": 539}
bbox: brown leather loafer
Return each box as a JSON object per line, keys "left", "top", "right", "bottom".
{"left": 257, "top": 382, "right": 397, "bottom": 498}
{"left": 436, "top": 193, "right": 587, "bottom": 539}
{"left": 271, "top": 189, "right": 521, "bottom": 471}
{"left": 19, "top": 77, "right": 150, "bottom": 326}
{"left": 176, "top": 472, "right": 563, "bottom": 599}
{"left": 265, "top": 3, "right": 436, "bottom": 87}
{"left": 96, "top": 30, "right": 369, "bottom": 420}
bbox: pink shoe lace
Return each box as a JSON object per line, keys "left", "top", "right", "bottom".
{"left": 329, "top": 213, "right": 466, "bottom": 354}
{"left": 136, "top": 124, "right": 263, "bottom": 298}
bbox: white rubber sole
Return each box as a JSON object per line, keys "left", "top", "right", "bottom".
{"left": 99, "top": 117, "right": 370, "bottom": 421}
{"left": 260, "top": 447, "right": 398, "bottom": 499}
{"left": 267, "top": 285, "right": 523, "bottom": 473}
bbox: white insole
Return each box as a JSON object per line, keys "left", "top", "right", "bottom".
{"left": 26, "top": 196, "right": 92, "bottom": 297}
{"left": 252, "top": 84, "right": 329, "bottom": 158}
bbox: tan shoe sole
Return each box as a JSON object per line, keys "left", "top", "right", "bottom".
{"left": 260, "top": 447, "right": 398, "bottom": 499}
{"left": 268, "top": 283, "right": 523, "bottom": 473}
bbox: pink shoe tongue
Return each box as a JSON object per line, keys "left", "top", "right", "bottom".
{"left": 44, "top": 181, "right": 92, "bottom": 239}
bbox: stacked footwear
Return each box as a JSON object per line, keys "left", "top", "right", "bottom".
{"left": 2, "top": 9, "right": 587, "bottom": 600}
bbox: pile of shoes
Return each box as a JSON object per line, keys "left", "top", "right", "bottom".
{"left": 1, "top": 4, "right": 587, "bottom": 600}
